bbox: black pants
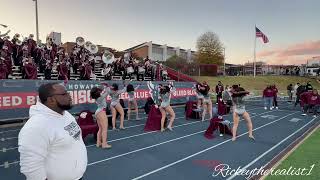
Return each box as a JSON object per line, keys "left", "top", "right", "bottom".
{"left": 303, "top": 104, "right": 320, "bottom": 115}
{"left": 294, "top": 95, "right": 300, "bottom": 107}
{"left": 273, "top": 97, "right": 278, "bottom": 107}
{"left": 44, "top": 69, "right": 51, "bottom": 80}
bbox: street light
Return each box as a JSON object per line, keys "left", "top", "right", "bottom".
{"left": 33, "top": 0, "right": 40, "bottom": 43}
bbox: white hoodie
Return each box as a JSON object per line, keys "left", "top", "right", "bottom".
{"left": 18, "top": 102, "right": 87, "bottom": 180}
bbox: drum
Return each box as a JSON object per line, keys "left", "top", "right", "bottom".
{"left": 127, "top": 66, "right": 134, "bottom": 74}
{"left": 138, "top": 66, "right": 145, "bottom": 74}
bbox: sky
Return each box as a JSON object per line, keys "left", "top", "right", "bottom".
{"left": 0, "top": 0, "right": 319, "bottom": 65}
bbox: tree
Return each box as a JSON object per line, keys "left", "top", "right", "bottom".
{"left": 163, "top": 55, "right": 187, "bottom": 70}
{"left": 196, "top": 31, "right": 224, "bottom": 65}
{"left": 163, "top": 55, "right": 200, "bottom": 76}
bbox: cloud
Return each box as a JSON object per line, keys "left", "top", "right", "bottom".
{"left": 277, "top": 41, "right": 320, "bottom": 57}
{"left": 257, "top": 50, "right": 277, "bottom": 57}
{"left": 257, "top": 40, "right": 320, "bottom": 65}
{"left": 266, "top": 56, "right": 308, "bottom": 65}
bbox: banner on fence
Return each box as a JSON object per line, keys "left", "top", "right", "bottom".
{"left": 0, "top": 80, "right": 197, "bottom": 121}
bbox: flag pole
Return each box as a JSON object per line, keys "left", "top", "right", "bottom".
{"left": 254, "top": 25, "right": 257, "bottom": 78}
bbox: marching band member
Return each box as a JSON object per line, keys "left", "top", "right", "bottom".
{"left": 126, "top": 83, "right": 141, "bottom": 120}
{"left": 1, "top": 46, "right": 12, "bottom": 78}
{"left": 20, "top": 46, "right": 29, "bottom": 78}
{"left": 71, "top": 46, "right": 81, "bottom": 74}
{"left": 12, "top": 34, "right": 22, "bottom": 66}
{"left": 44, "top": 54, "right": 52, "bottom": 80}
{"left": 24, "top": 57, "right": 38, "bottom": 79}
{"left": 2, "top": 36, "right": 13, "bottom": 54}
{"left": 0, "top": 57, "right": 9, "bottom": 79}
{"left": 27, "top": 34, "right": 37, "bottom": 61}
{"left": 57, "top": 56, "right": 69, "bottom": 80}
{"left": 101, "top": 64, "right": 113, "bottom": 80}
{"left": 79, "top": 59, "right": 93, "bottom": 80}
{"left": 124, "top": 62, "right": 134, "bottom": 80}
{"left": 159, "top": 83, "right": 176, "bottom": 132}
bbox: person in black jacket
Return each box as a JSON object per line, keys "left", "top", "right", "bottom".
{"left": 287, "top": 84, "right": 293, "bottom": 102}
{"left": 306, "top": 81, "right": 313, "bottom": 91}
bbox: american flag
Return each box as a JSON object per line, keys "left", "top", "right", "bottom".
{"left": 256, "top": 27, "right": 269, "bottom": 43}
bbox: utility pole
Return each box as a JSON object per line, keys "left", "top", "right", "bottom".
{"left": 33, "top": 0, "right": 40, "bottom": 43}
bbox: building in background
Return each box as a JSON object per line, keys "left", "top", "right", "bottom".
{"left": 124, "top": 41, "right": 196, "bottom": 62}
{"left": 47, "top": 32, "right": 61, "bottom": 45}
{"left": 307, "top": 56, "right": 320, "bottom": 66}
{"left": 243, "top": 61, "right": 265, "bottom": 75}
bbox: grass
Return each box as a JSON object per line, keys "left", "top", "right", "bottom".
{"left": 265, "top": 127, "right": 320, "bottom": 180}
{"left": 192, "top": 75, "right": 320, "bottom": 95}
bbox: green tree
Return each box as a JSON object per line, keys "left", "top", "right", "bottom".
{"left": 196, "top": 31, "right": 224, "bottom": 65}
{"left": 163, "top": 55, "right": 188, "bottom": 70}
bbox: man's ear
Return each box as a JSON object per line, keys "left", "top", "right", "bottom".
{"left": 46, "top": 96, "right": 56, "bottom": 105}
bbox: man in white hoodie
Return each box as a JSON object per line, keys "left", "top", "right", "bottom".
{"left": 18, "top": 82, "right": 87, "bottom": 180}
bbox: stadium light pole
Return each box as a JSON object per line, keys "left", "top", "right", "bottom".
{"left": 33, "top": 0, "right": 40, "bottom": 43}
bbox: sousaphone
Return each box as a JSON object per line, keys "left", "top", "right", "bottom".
{"left": 89, "top": 44, "right": 98, "bottom": 54}
{"left": 76, "top": 36, "right": 85, "bottom": 46}
{"left": 102, "top": 50, "right": 115, "bottom": 65}
{"left": 84, "top": 41, "right": 92, "bottom": 50}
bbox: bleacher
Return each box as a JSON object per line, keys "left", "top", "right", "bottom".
{"left": 8, "top": 61, "right": 167, "bottom": 81}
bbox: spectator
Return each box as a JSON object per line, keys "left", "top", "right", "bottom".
{"left": 295, "top": 84, "right": 307, "bottom": 107}
{"left": 18, "top": 82, "right": 87, "bottom": 180}
{"left": 287, "top": 84, "right": 293, "bottom": 102}
{"left": 306, "top": 81, "right": 313, "bottom": 91}
{"left": 263, "top": 85, "right": 274, "bottom": 110}
{"left": 215, "top": 81, "right": 224, "bottom": 103}
{"left": 302, "top": 89, "right": 320, "bottom": 117}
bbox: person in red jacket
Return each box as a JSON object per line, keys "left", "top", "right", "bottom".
{"left": 271, "top": 84, "right": 279, "bottom": 110}
{"left": 302, "top": 89, "right": 320, "bottom": 117}
{"left": 263, "top": 85, "right": 274, "bottom": 110}
{"left": 300, "top": 88, "right": 313, "bottom": 106}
